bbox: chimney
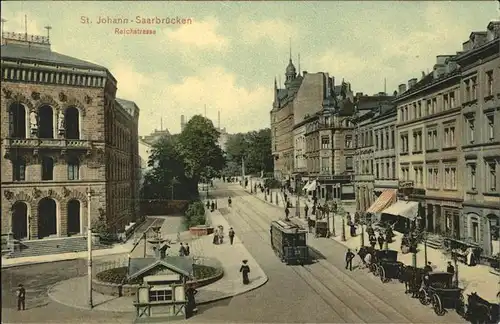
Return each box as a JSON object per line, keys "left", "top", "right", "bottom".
{"left": 398, "top": 83, "right": 407, "bottom": 94}
{"left": 487, "top": 21, "right": 500, "bottom": 41}
{"left": 462, "top": 40, "right": 472, "bottom": 52}
{"left": 408, "top": 78, "right": 417, "bottom": 89}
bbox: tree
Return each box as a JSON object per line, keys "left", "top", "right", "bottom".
{"left": 176, "top": 115, "right": 226, "bottom": 194}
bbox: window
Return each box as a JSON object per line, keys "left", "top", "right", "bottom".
{"left": 385, "top": 130, "right": 389, "bottom": 149}
{"left": 321, "top": 136, "right": 329, "bottom": 149}
{"left": 401, "top": 166, "right": 409, "bottom": 181}
{"left": 345, "top": 135, "right": 352, "bottom": 148}
{"left": 466, "top": 117, "right": 475, "bottom": 143}
{"left": 321, "top": 157, "right": 329, "bottom": 172}
{"left": 149, "top": 289, "right": 173, "bottom": 302}
{"left": 412, "top": 103, "right": 417, "bottom": 119}
{"left": 375, "top": 133, "right": 379, "bottom": 150}
{"left": 488, "top": 162, "right": 497, "bottom": 191}
{"left": 68, "top": 158, "right": 80, "bottom": 180}
{"left": 380, "top": 131, "right": 385, "bottom": 150}
{"left": 391, "top": 129, "right": 395, "bottom": 149}
{"left": 41, "top": 156, "right": 54, "bottom": 180}
{"left": 345, "top": 156, "right": 353, "bottom": 171}
{"left": 469, "top": 164, "right": 477, "bottom": 190}
{"left": 412, "top": 130, "right": 422, "bottom": 152}
{"left": 426, "top": 100, "right": 431, "bottom": 116}
{"left": 13, "top": 158, "right": 26, "bottom": 181}
{"left": 8, "top": 103, "right": 27, "bottom": 138}
{"left": 400, "top": 133, "right": 409, "bottom": 153}
{"left": 417, "top": 101, "right": 422, "bottom": 118}
{"left": 431, "top": 98, "right": 437, "bottom": 114}
{"left": 426, "top": 128, "right": 438, "bottom": 150}
{"left": 443, "top": 94, "right": 449, "bottom": 110}
{"left": 486, "top": 70, "right": 494, "bottom": 97}
{"left": 427, "top": 166, "right": 439, "bottom": 189}
{"left": 471, "top": 77, "right": 477, "bottom": 100}
{"left": 414, "top": 165, "right": 423, "bottom": 185}
{"left": 375, "top": 162, "right": 380, "bottom": 178}
{"left": 444, "top": 165, "right": 457, "bottom": 189}
{"left": 464, "top": 79, "right": 471, "bottom": 102}
{"left": 487, "top": 115, "right": 494, "bottom": 141}
{"left": 443, "top": 124, "right": 456, "bottom": 148}
{"left": 472, "top": 220, "right": 479, "bottom": 243}
{"left": 392, "top": 161, "right": 396, "bottom": 179}
{"left": 385, "top": 162, "right": 390, "bottom": 179}
{"left": 449, "top": 91, "right": 456, "bottom": 108}
{"left": 405, "top": 107, "right": 409, "bottom": 121}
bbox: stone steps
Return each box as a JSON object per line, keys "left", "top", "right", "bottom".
{"left": 9, "top": 236, "right": 109, "bottom": 258}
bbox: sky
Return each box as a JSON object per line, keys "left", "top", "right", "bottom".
{"left": 2, "top": 1, "right": 499, "bottom": 136}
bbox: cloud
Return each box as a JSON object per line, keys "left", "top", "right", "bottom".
{"left": 166, "top": 67, "right": 270, "bottom": 133}
{"left": 163, "top": 17, "right": 229, "bottom": 51}
{"left": 112, "top": 61, "right": 152, "bottom": 99}
{"left": 238, "top": 18, "right": 299, "bottom": 46}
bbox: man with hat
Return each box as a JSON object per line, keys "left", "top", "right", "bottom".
{"left": 239, "top": 260, "right": 251, "bottom": 285}
{"left": 446, "top": 261, "right": 455, "bottom": 275}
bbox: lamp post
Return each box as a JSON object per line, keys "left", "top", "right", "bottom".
{"left": 86, "top": 186, "right": 93, "bottom": 309}
{"left": 340, "top": 204, "right": 346, "bottom": 241}
{"left": 453, "top": 253, "right": 459, "bottom": 287}
{"left": 360, "top": 212, "right": 365, "bottom": 247}
{"left": 295, "top": 176, "right": 301, "bottom": 217}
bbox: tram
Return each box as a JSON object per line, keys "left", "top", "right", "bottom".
{"left": 270, "top": 219, "right": 309, "bottom": 265}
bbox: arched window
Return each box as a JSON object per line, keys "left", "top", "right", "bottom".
{"left": 12, "top": 157, "right": 26, "bottom": 181}
{"left": 38, "top": 105, "right": 54, "bottom": 139}
{"left": 65, "top": 107, "right": 80, "bottom": 139}
{"left": 41, "top": 156, "right": 54, "bottom": 180}
{"left": 9, "top": 103, "right": 27, "bottom": 138}
{"left": 67, "top": 156, "right": 80, "bottom": 180}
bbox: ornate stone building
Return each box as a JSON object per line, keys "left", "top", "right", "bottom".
{"left": 458, "top": 22, "right": 500, "bottom": 257}
{"left": 271, "top": 57, "right": 302, "bottom": 182}
{"left": 1, "top": 32, "right": 140, "bottom": 241}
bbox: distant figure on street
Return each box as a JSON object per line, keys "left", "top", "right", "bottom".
{"left": 369, "top": 234, "right": 377, "bottom": 249}
{"left": 304, "top": 204, "right": 309, "bottom": 218}
{"left": 228, "top": 197, "right": 232, "bottom": 207}
{"left": 206, "top": 200, "right": 210, "bottom": 209}
{"left": 211, "top": 201, "right": 215, "bottom": 212}
{"left": 446, "top": 261, "right": 455, "bottom": 275}
{"left": 17, "top": 284, "right": 26, "bottom": 311}
{"left": 229, "top": 227, "right": 235, "bottom": 245}
{"left": 284, "top": 207, "right": 290, "bottom": 220}
{"left": 240, "top": 260, "right": 251, "bottom": 285}
{"left": 179, "top": 243, "right": 186, "bottom": 256}
{"left": 185, "top": 243, "right": 190, "bottom": 256}
{"left": 377, "top": 233, "right": 385, "bottom": 250}
{"left": 345, "top": 249, "right": 355, "bottom": 271}
{"left": 424, "top": 261, "right": 433, "bottom": 274}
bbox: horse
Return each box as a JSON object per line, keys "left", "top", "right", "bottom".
{"left": 399, "top": 265, "right": 425, "bottom": 298}
{"left": 357, "top": 246, "right": 375, "bottom": 270}
{"left": 466, "top": 292, "right": 500, "bottom": 324}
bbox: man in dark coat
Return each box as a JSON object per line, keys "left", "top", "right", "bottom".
{"left": 446, "top": 261, "right": 455, "bottom": 275}
{"left": 424, "top": 261, "right": 433, "bottom": 274}
{"left": 304, "top": 204, "right": 309, "bottom": 218}
{"left": 228, "top": 197, "right": 232, "bottom": 207}
{"left": 369, "top": 234, "right": 377, "bottom": 249}
{"left": 211, "top": 201, "right": 215, "bottom": 212}
{"left": 345, "top": 249, "right": 355, "bottom": 271}
{"left": 284, "top": 207, "right": 290, "bottom": 220}
{"left": 17, "top": 284, "right": 26, "bottom": 311}
{"left": 179, "top": 243, "right": 186, "bottom": 256}
{"left": 185, "top": 284, "right": 198, "bottom": 317}
{"left": 185, "top": 243, "right": 190, "bottom": 256}
{"left": 228, "top": 227, "right": 235, "bottom": 245}
{"left": 240, "top": 260, "right": 251, "bottom": 285}
{"left": 377, "top": 233, "right": 385, "bottom": 250}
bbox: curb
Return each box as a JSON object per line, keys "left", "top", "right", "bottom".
{"left": 1, "top": 250, "right": 129, "bottom": 269}
{"left": 197, "top": 274, "right": 269, "bottom": 305}
{"left": 47, "top": 274, "right": 269, "bottom": 312}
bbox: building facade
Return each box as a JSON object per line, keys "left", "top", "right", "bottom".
{"left": 1, "top": 32, "right": 140, "bottom": 241}
{"left": 458, "top": 23, "right": 500, "bottom": 257}
{"left": 271, "top": 58, "right": 302, "bottom": 181}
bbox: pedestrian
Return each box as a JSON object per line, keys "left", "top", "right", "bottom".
{"left": 186, "top": 284, "right": 198, "bottom": 317}
{"left": 446, "top": 261, "right": 455, "bottom": 275}
{"left": 350, "top": 223, "right": 357, "bottom": 237}
{"left": 377, "top": 233, "right": 385, "bottom": 250}
{"left": 369, "top": 234, "right": 376, "bottom": 249}
{"left": 185, "top": 243, "right": 190, "bottom": 256}
{"left": 229, "top": 227, "right": 235, "bottom": 245}
{"left": 304, "top": 203, "right": 309, "bottom": 218}
{"left": 213, "top": 230, "right": 219, "bottom": 244}
{"left": 206, "top": 200, "right": 210, "bottom": 209}
{"left": 179, "top": 243, "right": 186, "bottom": 256}
{"left": 16, "top": 284, "right": 26, "bottom": 311}
{"left": 424, "top": 261, "right": 433, "bottom": 273}
{"left": 345, "top": 249, "right": 355, "bottom": 271}
{"left": 285, "top": 207, "right": 290, "bottom": 220}
{"left": 228, "top": 196, "right": 232, "bottom": 207}
{"left": 215, "top": 200, "right": 218, "bottom": 209}
{"left": 240, "top": 259, "right": 251, "bottom": 285}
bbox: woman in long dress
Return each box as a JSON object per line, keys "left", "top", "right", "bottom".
{"left": 240, "top": 260, "right": 250, "bottom": 285}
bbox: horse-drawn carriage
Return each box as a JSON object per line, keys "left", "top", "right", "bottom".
{"left": 464, "top": 292, "right": 499, "bottom": 324}
{"left": 418, "top": 272, "right": 465, "bottom": 316}
{"left": 369, "top": 249, "right": 404, "bottom": 283}
{"left": 399, "top": 265, "right": 426, "bottom": 297}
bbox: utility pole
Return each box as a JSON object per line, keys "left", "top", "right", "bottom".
{"left": 86, "top": 187, "right": 93, "bottom": 309}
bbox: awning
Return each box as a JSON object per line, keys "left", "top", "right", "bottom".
{"left": 381, "top": 200, "right": 419, "bottom": 219}
{"left": 366, "top": 189, "right": 397, "bottom": 213}
{"left": 307, "top": 180, "right": 317, "bottom": 192}
{"left": 302, "top": 181, "right": 311, "bottom": 191}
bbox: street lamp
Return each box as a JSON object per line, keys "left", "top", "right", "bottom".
{"left": 295, "top": 176, "right": 301, "bottom": 217}
{"left": 453, "top": 253, "right": 459, "bottom": 287}
{"left": 86, "top": 186, "right": 93, "bottom": 309}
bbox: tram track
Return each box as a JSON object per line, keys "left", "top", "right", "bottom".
{"left": 231, "top": 193, "right": 425, "bottom": 323}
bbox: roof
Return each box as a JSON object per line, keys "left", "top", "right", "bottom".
{"left": 1, "top": 42, "right": 107, "bottom": 71}
{"left": 128, "top": 256, "right": 194, "bottom": 280}
{"left": 382, "top": 200, "right": 419, "bottom": 220}
{"left": 116, "top": 98, "right": 140, "bottom": 116}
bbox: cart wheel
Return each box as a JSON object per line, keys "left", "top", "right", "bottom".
{"left": 432, "top": 294, "right": 446, "bottom": 316}
{"left": 372, "top": 265, "right": 379, "bottom": 276}
{"left": 379, "top": 267, "right": 387, "bottom": 283}
{"left": 419, "top": 289, "right": 430, "bottom": 305}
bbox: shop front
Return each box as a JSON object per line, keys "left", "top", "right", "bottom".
{"left": 366, "top": 189, "right": 397, "bottom": 223}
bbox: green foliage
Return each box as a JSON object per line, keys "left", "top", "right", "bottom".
{"left": 264, "top": 178, "right": 281, "bottom": 189}
{"left": 91, "top": 214, "right": 113, "bottom": 241}
{"left": 184, "top": 201, "right": 207, "bottom": 228}
{"left": 142, "top": 116, "right": 225, "bottom": 200}
{"left": 96, "top": 264, "right": 220, "bottom": 285}
{"left": 224, "top": 128, "right": 273, "bottom": 175}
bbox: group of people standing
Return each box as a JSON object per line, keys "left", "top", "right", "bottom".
{"left": 179, "top": 242, "right": 191, "bottom": 256}
{"left": 206, "top": 200, "right": 217, "bottom": 212}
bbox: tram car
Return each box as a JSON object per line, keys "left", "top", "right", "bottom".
{"left": 270, "top": 219, "right": 309, "bottom": 265}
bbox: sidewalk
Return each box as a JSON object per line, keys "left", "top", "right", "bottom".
{"left": 246, "top": 178, "right": 499, "bottom": 303}
{"left": 47, "top": 210, "right": 268, "bottom": 312}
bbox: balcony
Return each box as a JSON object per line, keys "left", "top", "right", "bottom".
{"left": 3, "top": 138, "right": 92, "bottom": 157}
